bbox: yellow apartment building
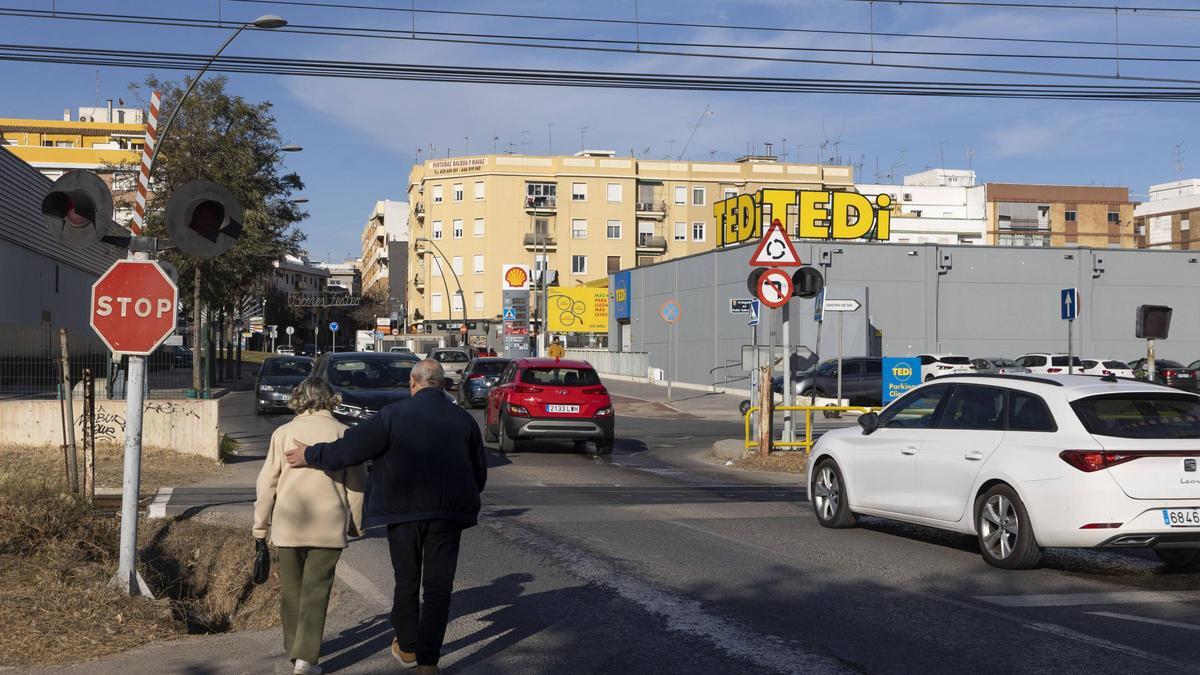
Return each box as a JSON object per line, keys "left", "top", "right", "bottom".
{"left": 404, "top": 151, "right": 853, "bottom": 333}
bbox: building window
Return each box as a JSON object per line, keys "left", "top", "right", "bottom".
{"left": 451, "top": 256, "right": 463, "bottom": 276}
{"left": 431, "top": 292, "right": 443, "bottom": 313}
{"left": 723, "top": 187, "right": 737, "bottom": 200}
{"left": 533, "top": 217, "right": 551, "bottom": 240}
{"left": 526, "top": 182, "right": 557, "bottom": 208}
{"left": 607, "top": 183, "right": 622, "bottom": 203}
{"left": 673, "top": 221, "right": 687, "bottom": 241}
{"left": 606, "top": 220, "right": 622, "bottom": 239}
{"left": 473, "top": 291, "right": 484, "bottom": 310}
{"left": 572, "top": 219, "right": 588, "bottom": 239}
{"left": 432, "top": 220, "right": 443, "bottom": 240}
{"left": 473, "top": 181, "right": 485, "bottom": 200}
{"left": 1065, "top": 210, "right": 1077, "bottom": 222}
{"left": 1183, "top": 217, "right": 1192, "bottom": 231}
{"left": 572, "top": 182, "right": 587, "bottom": 201}
{"left": 432, "top": 185, "right": 443, "bottom": 203}
{"left": 572, "top": 255, "right": 587, "bottom": 275}
{"left": 453, "top": 219, "right": 464, "bottom": 239}
{"left": 473, "top": 254, "right": 484, "bottom": 274}
{"left": 674, "top": 185, "right": 687, "bottom": 205}
{"left": 474, "top": 218, "right": 485, "bottom": 237}
{"left": 451, "top": 293, "right": 464, "bottom": 312}
{"left": 430, "top": 257, "right": 442, "bottom": 277}
{"left": 1107, "top": 211, "right": 1120, "bottom": 224}
{"left": 692, "top": 221, "right": 706, "bottom": 241}
{"left": 607, "top": 255, "right": 621, "bottom": 274}
{"left": 452, "top": 183, "right": 464, "bottom": 201}
{"left": 692, "top": 186, "right": 706, "bottom": 206}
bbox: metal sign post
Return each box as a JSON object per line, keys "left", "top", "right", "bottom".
{"left": 821, "top": 298, "right": 861, "bottom": 405}
{"left": 286, "top": 325, "right": 294, "bottom": 347}
{"left": 1061, "top": 288, "right": 1079, "bottom": 374}
{"left": 329, "top": 321, "right": 339, "bottom": 353}
{"left": 660, "top": 300, "right": 681, "bottom": 402}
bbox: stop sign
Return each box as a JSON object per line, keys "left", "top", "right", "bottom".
{"left": 90, "top": 260, "right": 178, "bottom": 355}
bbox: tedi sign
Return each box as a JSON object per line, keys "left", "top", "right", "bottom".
{"left": 713, "top": 189, "right": 893, "bottom": 247}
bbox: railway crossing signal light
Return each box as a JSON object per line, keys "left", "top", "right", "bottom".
{"left": 164, "top": 180, "right": 243, "bottom": 258}
{"left": 41, "top": 170, "right": 113, "bottom": 249}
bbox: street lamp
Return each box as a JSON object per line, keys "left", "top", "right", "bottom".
{"left": 289, "top": 197, "right": 309, "bottom": 204}
{"left": 415, "top": 236, "right": 467, "bottom": 347}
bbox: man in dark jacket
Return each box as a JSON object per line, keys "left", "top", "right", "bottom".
{"left": 285, "top": 359, "right": 486, "bottom": 675}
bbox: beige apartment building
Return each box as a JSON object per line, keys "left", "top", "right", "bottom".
{"left": 359, "top": 199, "right": 409, "bottom": 298}
{"left": 985, "top": 183, "right": 1135, "bottom": 248}
{"left": 405, "top": 151, "right": 853, "bottom": 331}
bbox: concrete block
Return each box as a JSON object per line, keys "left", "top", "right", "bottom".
{"left": 711, "top": 438, "right": 748, "bottom": 460}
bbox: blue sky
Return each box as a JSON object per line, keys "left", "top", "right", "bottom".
{"left": 5, "top": 0, "right": 1200, "bottom": 259}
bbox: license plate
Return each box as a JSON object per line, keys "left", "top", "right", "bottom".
{"left": 546, "top": 404, "right": 579, "bottom": 413}
{"left": 1178, "top": 373, "right": 1193, "bottom": 378}
{"left": 1162, "top": 509, "right": 1200, "bottom": 527}
{"left": 280, "top": 394, "right": 290, "bottom": 401}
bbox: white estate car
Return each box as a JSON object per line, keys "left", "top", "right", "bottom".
{"left": 809, "top": 374, "right": 1200, "bottom": 570}
{"left": 1015, "top": 353, "right": 1083, "bottom": 374}
{"left": 918, "top": 354, "right": 974, "bottom": 381}
{"left": 1080, "top": 358, "right": 1136, "bottom": 380}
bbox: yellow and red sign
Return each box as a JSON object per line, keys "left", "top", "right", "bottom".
{"left": 548, "top": 288, "right": 609, "bottom": 333}
{"left": 502, "top": 264, "right": 531, "bottom": 290}
{"left": 713, "top": 189, "right": 893, "bottom": 247}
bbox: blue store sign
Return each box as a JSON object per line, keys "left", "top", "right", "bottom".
{"left": 613, "top": 270, "right": 632, "bottom": 321}
{"left": 882, "top": 356, "right": 920, "bottom": 404}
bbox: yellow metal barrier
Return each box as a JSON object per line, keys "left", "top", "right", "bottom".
{"left": 743, "top": 404, "right": 883, "bottom": 452}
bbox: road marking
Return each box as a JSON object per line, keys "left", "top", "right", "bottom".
{"left": 146, "top": 487, "right": 173, "bottom": 519}
{"left": 1087, "top": 611, "right": 1200, "bottom": 632}
{"left": 335, "top": 560, "right": 390, "bottom": 608}
{"left": 1022, "top": 621, "right": 1194, "bottom": 667}
{"left": 976, "top": 591, "right": 1200, "bottom": 608}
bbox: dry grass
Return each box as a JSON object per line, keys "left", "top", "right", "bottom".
{"left": 732, "top": 451, "right": 810, "bottom": 474}
{"left": 0, "top": 444, "right": 223, "bottom": 493}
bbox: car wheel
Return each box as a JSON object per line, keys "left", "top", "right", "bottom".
{"left": 811, "top": 460, "right": 856, "bottom": 528}
{"left": 595, "top": 437, "right": 614, "bottom": 456}
{"left": 255, "top": 405, "right": 264, "bottom": 416}
{"left": 1153, "top": 548, "right": 1200, "bottom": 570}
{"left": 975, "top": 485, "right": 1042, "bottom": 570}
{"left": 483, "top": 414, "right": 498, "bottom": 443}
{"left": 498, "top": 413, "right": 516, "bottom": 453}
{"left": 924, "top": 374, "right": 934, "bottom": 382}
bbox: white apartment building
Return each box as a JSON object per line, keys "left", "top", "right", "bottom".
{"left": 857, "top": 169, "right": 987, "bottom": 245}
{"left": 1134, "top": 179, "right": 1200, "bottom": 250}
{"left": 360, "top": 199, "right": 410, "bottom": 297}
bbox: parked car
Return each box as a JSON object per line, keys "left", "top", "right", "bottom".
{"left": 1127, "top": 358, "right": 1199, "bottom": 391}
{"left": 809, "top": 373, "right": 1200, "bottom": 570}
{"left": 918, "top": 354, "right": 974, "bottom": 381}
{"left": 388, "top": 346, "right": 413, "bottom": 354}
{"left": 1079, "top": 358, "right": 1135, "bottom": 379}
{"left": 428, "top": 348, "right": 471, "bottom": 389}
{"left": 485, "top": 358, "right": 615, "bottom": 455}
{"left": 275, "top": 345, "right": 295, "bottom": 356}
{"left": 1015, "top": 353, "right": 1083, "bottom": 374}
{"left": 457, "top": 357, "right": 511, "bottom": 408}
{"left": 312, "top": 351, "right": 420, "bottom": 425}
{"left": 299, "top": 343, "right": 320, "bottom": 358}
{"left": 254, "top": 356, "right": 313, "bottom": 415}
{"left": 777, "top": 357, "right": 883, "bottom": 406}
{"left": 166, "top": 345, "right": 193, "bottom": 368}
{"left": 970, "top": 357, "right": 1030, "bottom": 375}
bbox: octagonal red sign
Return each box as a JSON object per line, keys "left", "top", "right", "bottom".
{"left": 90, "top": 260, "right": 178, "bottom": 356}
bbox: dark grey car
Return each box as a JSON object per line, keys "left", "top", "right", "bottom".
{"left": 775, "top": 357, "right": 884, "bottom": 406}
{"left": 456, "top": 357, "right": 511, "bottom": 407}
{"left": 254, "top": 356, "right": 313, "bottom": 415}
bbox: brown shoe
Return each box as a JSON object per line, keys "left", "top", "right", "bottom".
{"left": 390, "top": 639, "right": 417, "bottom": 668}
{"left": 414, "top": 667, "right": 439, "bottom": 675}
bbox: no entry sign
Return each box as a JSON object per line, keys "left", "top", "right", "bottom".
{"left": 90, "top": 260, "right": 178, "bottom": 355}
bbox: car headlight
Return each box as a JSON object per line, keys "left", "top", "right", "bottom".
{"left": 333, "top": 403, "right": 365, "bottom": 418}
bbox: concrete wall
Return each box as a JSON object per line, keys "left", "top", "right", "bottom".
{"left": 613, "top": 240, "right": 1200, "bottom": 390}
{"left": 0, "top": 399, "right": 220, "bottom": 460}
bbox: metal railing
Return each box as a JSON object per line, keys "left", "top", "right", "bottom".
{"left": 743, "top": 404, "right": 883, "bottom": 451}
{"left": 709, "top": 360, "right": 745, "bottom": 390}
{"left": 564, "top": 348, "right": 650, "bottom": 378}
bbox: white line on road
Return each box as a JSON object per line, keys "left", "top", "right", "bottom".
{"left": 1022, "top": 621, "right": 1195, "bottom": 666}
{"left": 976, "top": 590, "right": 1200, "bottom": 608}
{"left": 335, "top": 560, "right": 390, "bottom": 608}
{"left": 1087, "top": 611, "right": 1200, "bottom": 631}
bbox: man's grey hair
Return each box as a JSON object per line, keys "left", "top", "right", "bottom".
{"left": 288, "top": 377, "right": 341, "bottom": 414}
{"left": 411, "top": 359, "right": 445, "bottom": 390}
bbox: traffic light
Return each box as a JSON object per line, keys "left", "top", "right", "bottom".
{"left": 792, "top": 266, "right": 824, "bottom": 299}
{"left": 40, "top": 170, "right": 113, "bottom": 249}
{"left": 165, "top": 180, "right": 243, "bottom": 257}
{"left": 1135, "top": 305, "right": 1172, "bottom": 339}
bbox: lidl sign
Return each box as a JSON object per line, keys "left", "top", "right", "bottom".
{"left": 713, "top": 189, "right": 893, "bottom": 247}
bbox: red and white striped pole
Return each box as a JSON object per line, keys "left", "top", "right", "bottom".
{"left": 129, "top": 91, "right": 160, "bottom": 236}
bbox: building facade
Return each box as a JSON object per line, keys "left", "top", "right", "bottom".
{"left": 985, "top": 183, "right": 1135, "bottom": 248}
{"left": 404, "top": 151, "right": 854, "bottom": 339}
{"left": 359, "top": 199, "right": 410, "bottom": 298}
{"left": 271, "top": 254, "right": 330, "bottom": 295}
{"left": 314, "top": 259, "right": 362, "bottom": 295}
{"left": 1134, "top": 179, "right": 1200, "bottom": 249}
{"left": 857, "top": 169, "right": 987, "bottom": 245}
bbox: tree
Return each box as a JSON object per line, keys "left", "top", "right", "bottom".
{"left": 132, "top": 76, "right": 306, "bottom": 388}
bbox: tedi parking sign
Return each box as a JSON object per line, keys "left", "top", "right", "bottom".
{"left": 882, "top": 357, "right": 921, "bottom": 403}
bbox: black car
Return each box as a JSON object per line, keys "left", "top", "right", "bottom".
{"left": 255, "top": 356, "right": 313, "bottom": 414}
{"left": 1128, "top": 358, "right": 1199, "bottom": 391}
{"left": 774, "top": 357, "right": 884, "bottom": 406}
{"left": 313, "top": 351, "right": 420, "bottom": 425}
{"left": 456, "top": 357, "right": 511, "bottom": 408}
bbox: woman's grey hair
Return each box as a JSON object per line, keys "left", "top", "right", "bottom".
{"left": 288, "top": 377, "right": 341, "bottom": 414}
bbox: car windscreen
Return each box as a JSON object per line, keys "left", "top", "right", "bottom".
{"left": 1051, "top": 356, "right": 1083, "bottom": 367}
{"left": 991, "top": 359, "right": 1018, "bottom": 368}
{"left": 262, "top": 359, "right": 312, "bottom": 376}
{"left": 938, "top": 356, "right": 971, "bottom": 365}
{"left": 1071, "top": 393, "right": 1200, "bottom": 439}
{"left": 433, "top": 351, "right": 469, "bottom": 363}
{"left": 1103, "top": 360, "right": 1131, "bottom": 370}
{"left": 520, "top": 367, "right": 601, "bottom": 386}
{"left": 471, "top": 361, "right": 508, "bottom": 375}
{"left": 1156, "top": 360, "right": 1185, "bottom": 369}
{"left": 331, "top": 358, "right": 413, "bottom": 388}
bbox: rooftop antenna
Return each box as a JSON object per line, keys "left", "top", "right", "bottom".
{"left": 548, "top": 122, "right": 554, "bottom": 155}
{"left": 667, "top": 139, "right": 677, "bottom": 159}
{"left": 710, "top": 149, "right": 718, "bottom": 159}
{"left": 1173, "top": 142, "right": 1185, "bottom": 178}
{"left": 492, "top": 132, "right": 499, "bottom": 154}
{"left": 966, "top": 148, "right": 976, "bottom": 172}
{"left": 464, "top": 136, "right": 469, "bottom": 155}
{"left": 780, "top": 138, "right": 789, "bottom": 163}
{"left": 938, "top": 139, "right": 948, "bottom": 169}
{"left": 580, "top": 126, "right": 590, "bottom": 152}
{"left": 764, "top": 141, "right": 774, "bottom": 157}
{"left": 520, "top": 130, "right": 531, "bottom": 154}
{"left": 677, "top": 104, "right": 712, "bottom": 160}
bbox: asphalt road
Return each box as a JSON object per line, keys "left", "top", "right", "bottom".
{"left": 75, "top": 391, "right": 1200, "bottom": 674}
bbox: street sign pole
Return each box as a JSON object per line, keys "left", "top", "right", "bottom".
{"left": 667, "top": 322, "right": 673, "bottom": 403}
{"left": 1068, "top": 318, "right": 1074, "bottom": 375}
{"left": 114, "top": 251, "right": 152, "bottom": 598}
{"left": 837, "top": 309, "right": 844, "bottom": 405}
{"left": 782, "top": 301, "right": 793, "bottom": 443}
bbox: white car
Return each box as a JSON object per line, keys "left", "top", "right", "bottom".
{"left": 1015, "top": 353, "right": 1083, "bottom": 374}
{"left": 1079, "top": 358, "right": 1136, "bottom": 380}
{"left": 918, "top": 353, "right": 974, "bottom": 381}
{"left": 809, "top": 374, "right": 1200, "bottom": 570}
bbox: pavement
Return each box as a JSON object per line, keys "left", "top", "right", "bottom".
{"left": 41, "top": 379, "right": 1200, "bottom": 674}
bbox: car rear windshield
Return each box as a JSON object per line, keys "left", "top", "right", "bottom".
{"left": 472, "top": 361, "right": 508, "bottom": 375}
{"left": 1156, "top": 360, "right": 1185, "bottom": 369}
{"left": 263, "top": 359, "right": 312, "bottom": 376}
{"left": 520, "top": 367, "right": 601, "bottom": 386}
{"left": 331, "top": 358, "right": 414, "bottom": 388}
{"left": 991, "top": 359, "right": 1018, "bottom": 368}
{"left": 1071, "top": 393, "right": 1200, "bottom": 439}
{"left": 433, "top": 351, "right": 469, "bottom": 363}
{"left": 1103, "top": 360, "right": 1130, "bottom": 370}
{"left": 939, "top": 356, "right": 971, "bottom": 365}
{"left": 1051, "top": 356, "right": 1083, "bottom": 367}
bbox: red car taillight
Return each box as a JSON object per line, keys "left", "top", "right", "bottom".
{"left": 511, "top": 385, "right": 543, "bottom": 394}
{"left": 1047, "top": 367, "right": 1063, "bottom": 373}
{"left": 507, "top": 403, "right": 531, "bottom": 416}
{"left": 1059, "top": 450, "right": 1142, "bottom": 472}
{"left": 583, "top": 386, "right": 608, "bottom": 395}
{"left": 1165, "top": 369, "right": 1178, "bottom": 378}
{"left": 1101, "top": 370, "right": 1113, "bottom": 376}
{"left": 467, "top": 373, "right": 486, "bottom": 380}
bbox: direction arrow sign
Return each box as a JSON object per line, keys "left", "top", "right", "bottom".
{"left": 822, "top": 298, "right": 861, "bottom": 312}
{"left": 329, "top": 321, "right": 340, "bottom": 332}
{"left": 757, "top": 268, "right": 793, "bottom": 308}
{"left": 1061, "top": 287, "right": 1079, "bottom": 321}
{"left": 748, "top": 219, "right": 802, "bottom": 268}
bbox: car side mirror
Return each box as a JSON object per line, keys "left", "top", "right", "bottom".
{"left": 858, "top": 412, "right": 880, "bottom": 435}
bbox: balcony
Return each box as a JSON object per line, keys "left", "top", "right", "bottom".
{"left": 522, "top": 231, "right": 557, "bottom": 251}
{"left": 524, "top": 195, "right": 558, "bottom": 213}
{"left": 414, "top": 202, "right": 425, "bottom": 220}
{"left": 636, "top": 233, "right": 668, "bottom": 253}
{"left": 635, "top": 200, "right": 668, "bottom": 219}
{"left": 413, "top": 273, "right": 425, "bottom": 290}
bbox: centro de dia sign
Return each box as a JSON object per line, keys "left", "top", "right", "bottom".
{"left": 713, "top": 188, "right": 894, "bottom": 247}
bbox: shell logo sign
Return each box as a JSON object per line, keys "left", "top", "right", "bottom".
{"left": 502, "top": 264, "right": 531, "bottom": 290}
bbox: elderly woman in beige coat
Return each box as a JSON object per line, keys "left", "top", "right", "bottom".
{"left": 254, "top": 377, "right": 364, "bottom": 675}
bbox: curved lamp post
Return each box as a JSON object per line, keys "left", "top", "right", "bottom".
{"left": 415, "top": 237, "right": 467, "bottom": 346}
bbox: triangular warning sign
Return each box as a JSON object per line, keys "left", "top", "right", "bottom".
{"left": 748, "top": 220, "right": 802, "bottom": 267}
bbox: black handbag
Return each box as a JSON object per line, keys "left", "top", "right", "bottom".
{"left": 253, "top": 538, "right": 270, "bottom": 585}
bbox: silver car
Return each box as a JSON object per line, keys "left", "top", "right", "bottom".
{"left": 428, "top": 348, "right": 471, "bottom": 389}
{"left": 970, "top": 357, "right": 1031, "bottom": 375}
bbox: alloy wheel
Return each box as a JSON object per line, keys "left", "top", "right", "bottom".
{"left": 814, "top": 466, "right": 840, "bottom": 521}
{"left": 980, "top": 494, "right": 1019, "bottom": 559}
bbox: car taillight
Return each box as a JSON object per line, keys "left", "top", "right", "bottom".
{"left": 1047, "top": 367, "right": 1063, "bottom": 373}
{"left": 583, "top": 386, "right": 608, "bottom": 395}
{"left": 467, "top": 373, "right": 485, "bottom": 380}
{"left": 1102, "top": 370, "right": 1113, "bottom": 376}
{"left": 595, "top": 406, "right": 613, "bottom": 417}
{"left": 507, "top": 403, "right": 530, "bottom": 416}
{"left": 1059, "top": 450, "right": 1141, "bottom": 472}
{"left": 511, "top": 385, "right": 543, "bottom": 393}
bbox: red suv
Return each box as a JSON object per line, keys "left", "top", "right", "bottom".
{"left": 484, "top": 358, "right": 615, "bottom": 455}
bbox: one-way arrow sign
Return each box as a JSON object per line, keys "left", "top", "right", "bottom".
{"left": 822, "top": 298, "right": 861, "bottom": 312}
{"left": 1061, "top": 287, "right": 1079, "bottom": 321}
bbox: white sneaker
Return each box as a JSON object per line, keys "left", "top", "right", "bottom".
{"left": 293, "top": 659, "right": 322, "bottom": 674}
